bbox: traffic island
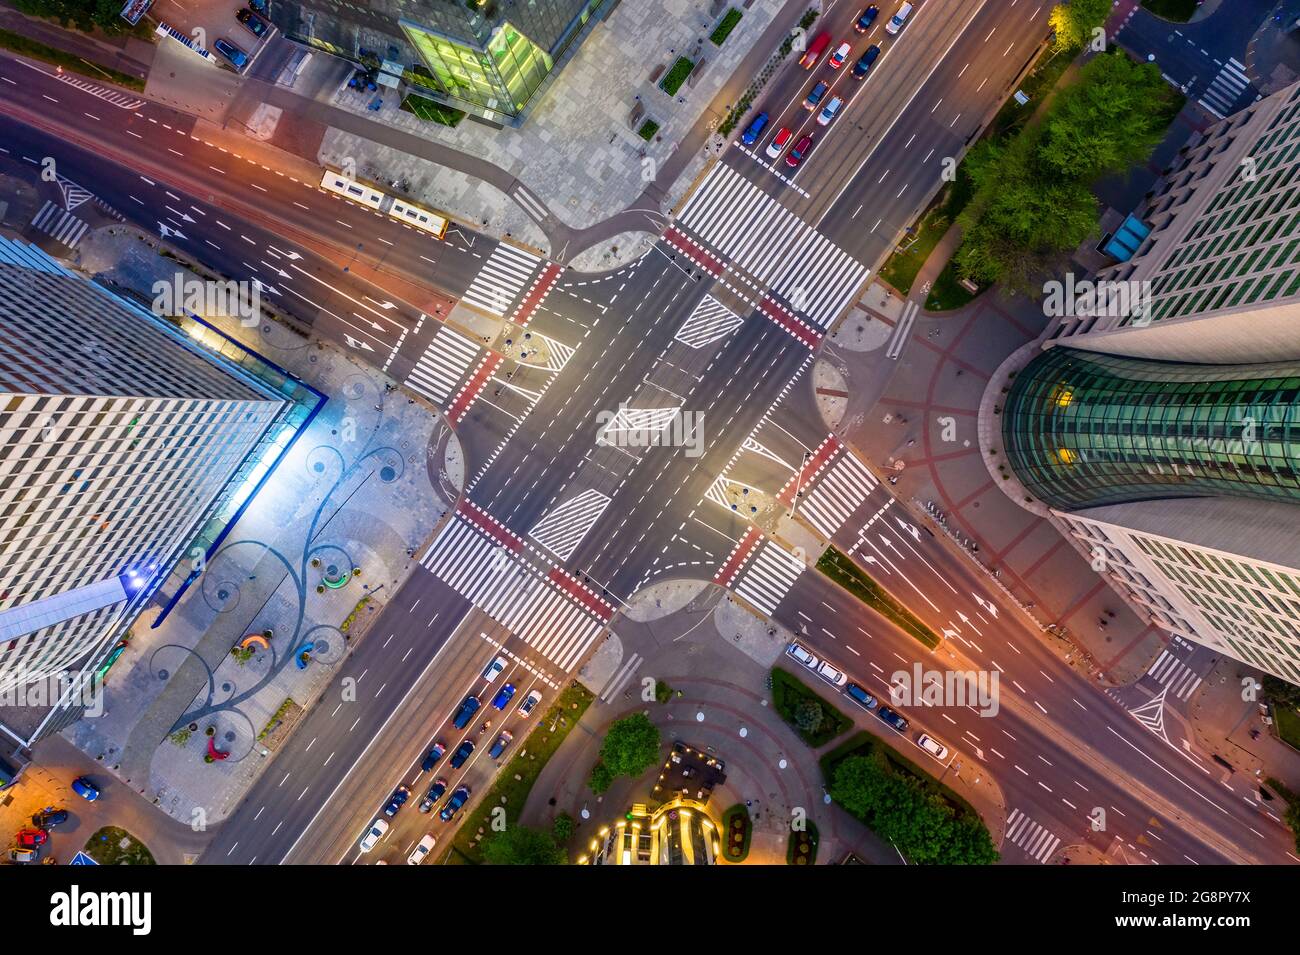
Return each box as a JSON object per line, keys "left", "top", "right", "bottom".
{"left": 816, "top": 548, "right": 941, "bottom": 649}
{"left": 770, "top": 668, "right": 853, "bottom": 748}
{"left": 84, "top": 826, "right": 155, "bottom": 865}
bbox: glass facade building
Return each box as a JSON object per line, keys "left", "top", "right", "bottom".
{"left": 1001, "top": 346, "right": 1300, "bottom": 511}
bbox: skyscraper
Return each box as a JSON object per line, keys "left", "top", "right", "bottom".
{"left": 0, "top": 237, "right": 288, "bottom": 735}
{"left": 271, "top": 0, "right": 610, "bottom": 125}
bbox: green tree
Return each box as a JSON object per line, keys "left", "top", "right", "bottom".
{"left": 1264, "top": 675, "right": 1300, "bottom": 709}
{"left": 598, "top": 712, "right": 662, "bottom": 779}
{"left": 588, "top": 760, "right": 613, "bottom": 794}
{"left": 794, "top": 699, "right": 824, "bottom": 735}
{"left": 1048, "top": 0, "right": 1114, "bottom": 52}
{"left": 552, "top": 811, "right": 575, "bottom": 844}
{"left": 481, "top": 825, "right": 566, "bottom": 865}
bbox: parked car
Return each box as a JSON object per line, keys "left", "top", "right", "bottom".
{"left": 804, "top": 79, "right": 830, "bottom": 109}
{"left": 31, "top": 808, "right": 69, "bottom": 829}
{"left": 491, "top": 683, "right": 516, "bottom": 710}
{"left": 845, "top": 682, "right": 878, "bottom": 710}
{"left": 875, "top": 705, "right": 909, "bottom": 733}
{"left": 16, "top": 829, "right": 47, "bottom": 849}
{"left": 235, "top": 8, "right": 269, "bottom": 39}
{"left": 787, "top": 135, "right": 814, "bottom": 168}
{"left": 418, "top": 779, "right": 448, "bottom": 813}
{"left": 8, "top": 847, "right": 37, "bottom": 863}
{"left": 488, "top": 731, "right": 513, "bottom": 760}
{"left": 481, "top": 655, "right": 508, "bottom": 682}
{"left": 817, "top": 95, "right": 843, "bottom": 126}
{"left": 765, "top": 126, "right": 792, "bottom": 159}
{"left": 917, "top": 734, "right": 949, "bottom": 760}
{"left": 852, "top": 45, "right": 881, "bottom": 78}
{"left": 785, "top": 641, "right": 819, "bottom": 670}
{"left": 358, "top": 818, "right": 388, "bottom": 852}
{"left": 741, "top": 111, "right": 769, "bottom": 146}
{"left": 855, "top": 5, "right": 879, "bottom": 31}
{"left": 421, "top": 742, "right": 446, "bottom": 771}
{"left": 213, "top": 38, "right": 249, "bottom": 70}
{"left": 517, "top": 688, "right": 543, "bottom": 718}
{"left": 407, "top": 833, "right": 436, "bottom": 865}
{"left": 452, "top": 695, "right": 480, "bottom": 729}
{"left": 439, "top": 785, "right": 470, "bottom": 822}
{"left": 885, "top": 1, "right": 914, "bottom": 35}
{"left": 816, "top": 659, "right": 848, "bottom": 686}
{"left": 70, "top": 777, "right": 99, "bottom": 801}
{"left": 382, "top": 786, "right": 410, "bottom": 817}
{"left": 450, "top": 739, "right": 474, "bottom": 768}
{"left": 828, "top": 41, "right": 852, "bottom": 69}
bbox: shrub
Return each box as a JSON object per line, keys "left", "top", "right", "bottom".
{"left": 637, "top": 119, "right": 660, "bottom": 141}
{"left": 660, "top": 57, "right": 695, "bottom": 95}
{"left": 710, "top": 8, "right": 743, "bottom": 46}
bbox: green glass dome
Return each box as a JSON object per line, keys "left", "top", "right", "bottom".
{"left": 1001, "top": 346, "right": 1300, "bottom": 511}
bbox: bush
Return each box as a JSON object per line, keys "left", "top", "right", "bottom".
{"left": 598, "top": 712, "right": 661, "bottom": 779}
{"left": 659, "top": 57, "right": 695, "bottom": 95}
{"left": 637, "top": 119, "right": 660, "bottom": 141}
{"left": 588, "top": 760, "right": 613, "bottom": 794}
{"left": 771, "top": 668, "right": 852, "bottom": 747}
{"left": 654, "top": 679, "right": 673, "bottom": 703}
{"left": 794, "top": 699, "right": 824, "bottom": 735}
{"left": 710, "top": 8, "right": 743, "bottom": 46}
{"left": 552, "top": 812, "right": 575, "bottom": 844}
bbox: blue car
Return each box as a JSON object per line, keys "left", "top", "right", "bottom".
{"left": 741, "top": 111, "right": 769, "bottom": 146}
{"left": 213, "top": 38, "right": 249, "bottom": 70}
{"left": 854, "top": 5, "right": 879, "bottom": 32}
{"left": 421, "top": 742, "right": 446, "bottom": 771}
{"left": 382, "top": 786, "right": 410, "bottom": 817}
{"left": 491, "top": 683, "right": 516, "bottom": 710}
{"left": 452, "top": 695, "right": 480, "bottom": 729}
{"left": 449, "top": 739, "right": 474, "bottom": 769}
{"left": 71, "top": 777, "right": 99, "bottom": 802}
{"left": 419, "top": 778, "right": 448, "bottom": 813}
{"left": 439, "top": 785, "right": 470, "bottom": 822}
{"left": 488, "top": 731, "right": 513, "bottom": 760}
{"left": 852, "top": 45, "right": 881, "bottom": 79}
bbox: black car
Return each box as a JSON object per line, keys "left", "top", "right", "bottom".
{"left": 418, "top": 778, "right": 448, "bottom": 813}
{"left": 449, "top": 739, "right": 474, "bottom": 768}
{"left": 31, "top": 808, "right": 69, "bottom": 829}
{"left": 852, "top": 45, "right": 881, "bottom": 79}
{"left": 236, "top": 8, "right": 269, "bottom": 39}
{"left": 439, "top": 786, "right": 470, "bottom": 822}
{"left": 854, "top": 5, "right": 879, "bottom": 32}
{"left": 420, "top": 742, "right": 446, "bottom": 772}
{"left": 875, "top": 705, "right": 909, "bottom": 733}
{"left": 452, "top": 695, "right": 480, "bottom": 729}
{"left": 382, "top": 786, "right": 410, "bottom": 817}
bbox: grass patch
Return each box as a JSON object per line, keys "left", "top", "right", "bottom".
{"left": 84, "top": 826, "right": 155, "bottom": 865}
{"left": 1274, "top": 706, "right": 1300, "bottom": 751}
{"left": 926, "top": 258, "right": 980, "bottom": 311}
{"left": 771, "top": 667, "right": 853, "bottom": 747}
{"left": 1141, "top": 0, "right": 1199, "bottom": 21}
{"left": 710, "top": 8, "right": 743, "bottom": 45}
{"left": 986, "top": 45, "right": 1073, "bottom": 142}
{"left": 449, "top": 683, "right": 593, "bottom": 863}
{"left": 817, "top": 548, "right": 941, "bottom": 649}
{"left": 0, "top": 28, "right": 144, "bottom": 90}
{"left": 400, "top": 93, "right": 465, "bottom": 127}
{"left": 787, "top": 820, "right": 819, "bottom": 865}
{"left": 659, "top": 57, "right": 695, "bottom": 95}
{"left": 721, "top": 803, "right": 752, "bottom": 862}
{"left": 878, "top": 204, "right": 949, "bottom": 296}
{"left": 637, "top": 119, "right": 660, "bottom": 141}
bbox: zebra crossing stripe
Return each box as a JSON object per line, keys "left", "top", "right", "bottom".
{"left": 1004, "top": 809, "right": 1061, "bottom": 863}
{"left": 404, "top": 325, "right": 481, "bottom": 405}
{"left": 511, "top": 262, "right": 563, "bottom": 327}
{"left": 799, "top": 450, "right": 878, "bottom": 538}
{"left": 1197, "top": 60, "right": 1250, "bottom": 118}
{"left": 529, "top": 489, "right": 611, "bottom": 561}
{"left": 461, "top": 243, "right": 542, "bottom": 317}
{"left": 733, "top": 540, "right": 804, "bottom": 615}
{"left": 777, "top": 433, "right": 841, "bottom": 507}
{"left": 675, "top": 294, "right": 744, "bottom": 348}
{"left": 30, "top": 200, "right": 89, "bottom": 248}
{"left": 599, "top": 652, "right": 643, "bottom": 702}
{"left": 713, "top": 526, "right": 763, "bottom": 586}
{"left": 1146, "top": 650, "right": 1203, "bottom": 702}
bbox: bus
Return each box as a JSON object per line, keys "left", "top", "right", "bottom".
{"left": 319, "top": 170, "right": 386, "bottom": 210}
{"left": 388, "top": 197, "right": 449, "bottom": 239}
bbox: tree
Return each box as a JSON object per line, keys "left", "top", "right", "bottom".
{"left": 794, "top": 699, "right": 824, "bottom": 735}
{"left": 1264, "top": 675, "right": 1300, "bottom": 709}
{"left": 552, "top": 812, "right": 575, "bottom": 844}
{"left": 1048, "top": 0, "right": 1114, "bottom": 53}
{"left": 588, "top": 760, "right": 613, "bottom": 795}
{"left": 598, "top": 712, "right": 662, "bottom": 780}
{"left": 481, "top": 825, "right": 566, "bottom": 865}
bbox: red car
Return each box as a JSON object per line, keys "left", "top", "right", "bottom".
{"left": 786, "top": 134, "right": 814, "bottom": 168}
{"left": 16, "top": 829, "right": 48, "bottom": 848}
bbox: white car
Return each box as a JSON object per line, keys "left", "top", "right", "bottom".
{"left": 358, "top": 818, "right": 388, "bottom": 852}
{"left": 885, "top": 1, "right": 913, "bottom": 35}
{"left": 407, "top": 833, "right": 436, "bottom": 865}
{"left": 917, "top": 734, "right": 949, "bottom": 760}
{"left": 816, "top": 660, "right": 848, "bottom": 686}
{"left": 482, "top": 655, "right": 508, "bottom": 682}
{"left": 517, "top": 688, "right": 543, "bottom": 718}
{"left": 785, "top": 642, "right": 819, "bottom": 670}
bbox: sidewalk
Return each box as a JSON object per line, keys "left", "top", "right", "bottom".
{"left": 0, "top": 4, "right": 153, "bottom": 81}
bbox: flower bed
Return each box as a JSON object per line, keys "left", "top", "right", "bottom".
{"left": 721, "top": 803, "right": 752, "bottom": 862}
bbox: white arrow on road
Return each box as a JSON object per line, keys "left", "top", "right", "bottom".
{"left": 289, "top": 263, "right": 405, "bottom": 331}
{"left": 365, "top": 297, "right": 397, "bottom": 310}
{"left": 165, "top": 206, "right": 195, "bottom": 223}
{"left": 344, "top": 334, "right": 375, "bottom": 352}
{"left": 894, "top": 517, "right": 920, "bottom": 542}
{"left": 973, "top": 594, "right": 999, "bottom": 618}
{"left": 260, "top": 260, "right": 291, "bottom": 279}
{"left": 157, "top": 222, "right": 187, "bottom": 240}
{"left": 252, "top": 279, "right": 280, "bottom": 297}
{"left": 267, "top": 245, "right": 302, "bottom": 260}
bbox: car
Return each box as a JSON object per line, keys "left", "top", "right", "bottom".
{"left": 517, "top": 688, "right": 543, "bottom": 718}
{"left": 765, "top": 126, "right": 792, "bottom": 159}
{"left": 358, "top": 818, "right": 388, "bottom": 852}
{"left": 7, "top": 847, "right": 37, "bottom": 863}
{"left": 828, "top": 41, "right": 852, "bottom": 69}
{"left": 852, "top": 45, "right": 881, "bottom": 78}
{"left": 845, "top": 682, "right": 878, "bottom": 710}
{"left": 248, "top": 0, "right": 267, "bottom": 12}
{"left": 235, "top": 8, "right": 269, "bottom": 39}
{"left": 488, "top": 731, "right": 513, "bottom": 760}
{"left": 491, "top": 683, "right": 516, "bottom": 710}
{"left": 418, "top": 778, "right": 448, "bottom": 813}
{"left": 917, "top": 734, "right": 950, "bottom": 760}
{"left": 70, "top": 777, "right": 99, "bottom": 802}
{"left": 799, "top": 31, "right": 831, "bottom": 68}
{"left": 213, "top": 38, "right": 249, "bottom": 70}
{"left": 450, "top": 739, "right": 474, "bottom": 768}
{"left": 885, "top": 1, "right": 913, "bottom": 35}
{"left": 855, "top": 5, "right": 879, "bottom": 31}
{"left": 741, "top": 111, "right": 769, "bottom": 146}
{"left": 383, "top": 785, "right": 411, "bottom": 817}
{"left": 452, "top": 694, "right": 480, "bottom": 729}
{"left": 817, "top": 96, "right": 843, "bottom": 126}
{"left": 875, "top": 705, "right": 909, "bottom": 733}
{"left": 407, "top": 833, "right": 436, "bottom": 865}
{"left": 31, "top": 808, "right": 69, "bottom": 829}
{"left": 420, "top": 742, "right": 446, "bottom": 771}
{"left": 816, "top": 659, "right": 848, "bottom": 686}
{"left": 481, "top": 655, "right": 508, "bottom": 682}
{"left": 439, "top": 785, "right": 470, "bottom": 821}
{"left": 16, "top": 829, "right": 47, "bottom": 849}
{"left": 785, "top": 641, "right": 819, "bottom": 670}
{"left": 804, "top": 80, "right": 830, "bottom": 109}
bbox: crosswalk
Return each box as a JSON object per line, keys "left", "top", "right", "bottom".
{"left": 528, "top": 489, "right": 611, "bottom": 561}
{"left": 598, "top": 652, "right": 644, "bottom": 703}
{"left": 1004, "top": 809, "right": 1061, "bottom": 864}
{"left": 675, "top": 294, "right": 745, "bottom": 348}
{"left": 797, "top": 450, "right": 878, "bottom": 539}
{"left": 404, "top": 324, "right": 481, "bottom": 405}
{"left": 461, "top": 243, "right": 543, "bottom": 317}
{"left": 733, "top": 540, "right": 805, "bottom": 615}
{"left": 1197, "top": 59, "right": 1251, "bottom": 119}
{"left": 676, "top": 163, "right": 870, "bottom": 330}
{"left": 30, "top": 200, "right": 89, "bottom": 249}
{"left": 421, "top": 511, "right": 606, "bottom": 671}
{"left": 1145, "top": 648, "right": 1203, "bottom": 702}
